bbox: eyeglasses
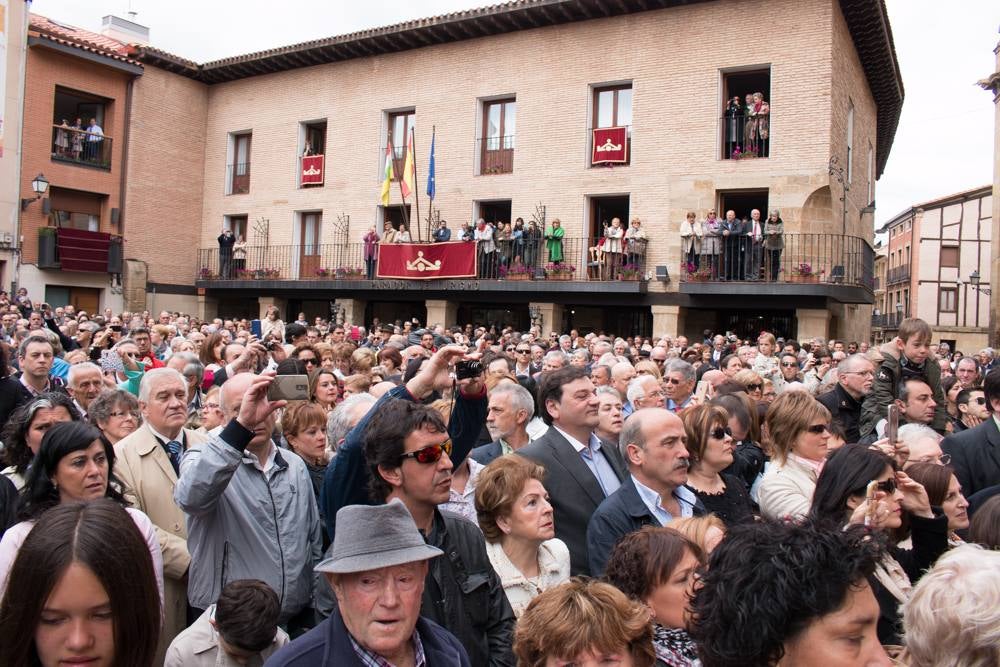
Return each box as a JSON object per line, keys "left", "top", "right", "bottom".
{"left": 399, "top": 440, "right": 452, "bottom": 464}
{"left": 843, "top": 370, "right": 875, "bottom": 378}
{"left": 202, "top": 402, "right": 221, "bottom": 410}
{"left": 516, "top": 348, "right": 530, "bottom": 354}
{"left": 664, "top": 377, "right": 683, "bottom": 385}
{"left": 505, "top": 347, "right": 515, "bottom": 352}
{"left": 859, "top": 478, "right": 897, "bottom": 496}
{"left": 109, "top": 411, "right": 138, "bottom": 420}
{"left": 805, "top": 423, "right": 830, "bottom": 434}
{"left": 745, "top": 383, "right": 763, "bottom": 391}
{"left": 781, "top": 362, "right": 798, "bottom": 367}
{"left": 299, "top": 358, "right": 319, "bottom": 366}
{"left": 912, "top": 453, "right": 951, "bottom": 466}
{"left": 710, "top": 426, "right": 733, "bottom": 440}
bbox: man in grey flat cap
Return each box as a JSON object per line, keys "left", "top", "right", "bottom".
{"left": 266, "top": 499, "right": 470, "bottom": 666}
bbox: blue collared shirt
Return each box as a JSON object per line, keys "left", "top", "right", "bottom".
{"left": 632, "top": 475, "right": 698, "bottom": 525}
{"left": 554, "top": 426, "right": 621, "bottom": 497}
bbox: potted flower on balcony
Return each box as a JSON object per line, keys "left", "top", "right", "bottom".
{"left": 789, "top": 263, "right": 823, "bottom": 283}
{"left": 618, "top": 263, "right": 642, "bottom": 280}
{"left": 315, "top": 267, "right": 332, "bottom": 278}
{"left": 262, "top": 268, "right": 281, "bottom": 279}
{"left": 684, "top": 262, "right": 711, "bottom": 282}
{"left": 198, "top": 267, "right": 217, "bottom": 280}
{"left": 544, "top": 263, "right": 576, "bottom": 281}
{"left": 500, "top": 261, "right": 532, "bottom": 281}
{"left": 335, "top": 266, "right": 364, "bottom": 279}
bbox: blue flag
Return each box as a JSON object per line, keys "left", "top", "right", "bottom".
{"left": 426, "top": 128, "right": 436, "bottom": 201}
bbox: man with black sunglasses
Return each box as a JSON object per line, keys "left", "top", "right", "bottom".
{"left": 942, "top": 369, "right": 1000, "bottom": 496}
{"left": 952, "top": 386, "right": 987, "bottom": 433}
{"left": 512, "top": 345, "right": 533, "bottom": 377}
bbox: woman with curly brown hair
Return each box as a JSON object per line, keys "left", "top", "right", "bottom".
{"left": 604, "top": 526, "right": 704, "bottom": 666}
{"left": 515, "top": 578, "right": 655, "bottom": 667}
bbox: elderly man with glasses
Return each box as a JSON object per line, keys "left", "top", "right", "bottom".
{"left": 663, "top": 359, "right": 696, "bottom": 412}
{"left": 817, "top": 353, "right": 874, "bottom": 444}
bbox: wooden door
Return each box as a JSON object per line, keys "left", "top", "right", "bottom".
{"left": 232, "top": 133, "right": 251, "bottom": 194}
{"left": 299, "top": 212, "right": 322, "bottom": 279}
{"left": 71, "top": 287, "right": 100, "bottom": 314}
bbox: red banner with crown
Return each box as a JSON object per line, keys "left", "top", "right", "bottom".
{"left": 376, "top": 241, "right": 477, "bottom": 279}
{"left": 592, "top": 126, "right": 628, "bottom": 165}
{"left": 300, "top": 155, "right": 324, "bottom": 185}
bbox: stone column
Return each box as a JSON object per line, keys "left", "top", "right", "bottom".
{"left": 796, "top": 308, "right": 831, "bottom": 341}
{"left": 529, "top": 302, "right": 564, "bottom": 334}
{"left": 258, "top": 296, "right": 288, "bottom": 320}
{"left": 425, "top": 299, "right": 457, "bottom": 328}
{"left": 335, "top": 298, "right": 367, "bottom": 326}
{"left": 651, "top": 304, "right": 683, "bottom": 338}
{"left": 197, "top": 294, "right": 218, "bottom": 321}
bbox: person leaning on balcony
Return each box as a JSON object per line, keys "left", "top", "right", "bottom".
{"left": 70, "top": 117, "right": 84, "bottom": 160}
{"left": 476, "top": 218, "right": 498, "bottom": 278}
{"left": 433, "top": 219, "right": 451, "bottom": 242}
{"left": 721, "top": 210, "right": 745, "bottom": 280}
{"left": 702, "top": 210, "right": 722, "bottom": 278}
{"left": 764, "top": 209, "right": 784, "bottom": 281}
{"left": 363, "top": 226, "right": 380, "bottom": 280}
{"left": 396, "top": 223, "right": 412, "bottom": 243}
{"left": 603, "top": 217, "right": 624, "bottom": 276}
{"left": 217, "top": 229, "right": 235, "bottom": 279}
{"left": 624, "top": 217, "right": 647, "bottom": 268}
{"left": 746, "top": 208, "right": 764, "bottom": 280}
{"left": 382, "top": 220, "right": 398, "bottom": 244}
{"left": 54, "top": 118, "right": 70, "bottom": 157}
{"left": 680, "top": 212, "right": 703, "bottom": 272}
{"left": 544, "top": 218, "right": 564, "bottom": 265}
{"left": 85, "top": 117, "right": 104, "bottom": 162}
{"left": 232, "top": 235, "right": 247, "bottom": 275}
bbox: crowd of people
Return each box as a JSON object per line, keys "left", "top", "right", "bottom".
{"left": 0, "top": 288, "right": 997, "bottom": 666}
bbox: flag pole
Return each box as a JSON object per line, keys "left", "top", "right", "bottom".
{"left": 411, "top": 126, "right": 422, "bottom": 243}
{"left": 426, "top": 125, "right": 436, "bottom": 242}
{"left": 395, "top": 148, "right": 410, "bottom": 233}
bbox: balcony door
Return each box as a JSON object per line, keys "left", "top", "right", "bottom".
{"left": 299, "top": 212, "right": 322, "bottom": 279}
{"left": 481, "top": 99, "right": 515, "bottom": 174}
{"left": 231, "top": 133, "right": 251, "bottom": 194}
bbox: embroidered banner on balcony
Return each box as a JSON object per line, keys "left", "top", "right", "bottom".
{"left": 377, "top": 241, "right": 476, "bottom": 280}
{"left": 56, "top": 227, "right": 112, "bottom": 273}
{"left": 301, "top": 155, "right": 324, "bottom": 185}
{"left": 592, "top": 126, "right": 628, "bottom": 165}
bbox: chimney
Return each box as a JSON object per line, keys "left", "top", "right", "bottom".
{"left": 100, "top": 14, "right": 149, "bottom": 45}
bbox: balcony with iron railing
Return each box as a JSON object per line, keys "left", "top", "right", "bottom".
{"left": 196, "top": 236, "right": 649, "bottom": 292}
{"left": 51, "top": 125, "right": 112, "bottom": 170}
{"left": 678, "top": 232, "right": 874, "bottom": 303}
{"left": 719, "top": 112, "right": 770, "bottom": 159}
{"left": 477, "top": 135, "right": 515, "bottom": 175}
{"left": 871, "top": 311, "right": 907, "bottom": 330}
{"left": 886, "top": 265, "right": 911, "bottom": 285}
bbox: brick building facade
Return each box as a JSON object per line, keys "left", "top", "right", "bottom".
{"left": 31, "top": 0, "right": 901, "bottom": 340}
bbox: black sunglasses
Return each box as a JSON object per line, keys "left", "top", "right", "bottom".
{"left": 710, "top": 426, "right": 733, "bottom": 440}
{"left": 781, "top": 362, "right": 798, "bottom": 367}
{"left": 857, "top": 478, "right": 897, "bottom": 496}
{"left": 516, "top": 348, "right": 531, "bottom": 353}
{"left": 664, "top": 377, "right": 683, "bottom": 385}
{"left": 805, "top": 423, "right": 830, "bottom": 434}
{"left": 745, "top": 383, "right": 763, "bottom": 391}
{"left": 299, "top": 357, "right": 319, "bottom": 365}
{"left": 399, "top": 440, "right": 452, "bottom": 464}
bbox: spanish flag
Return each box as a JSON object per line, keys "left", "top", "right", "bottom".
{"left": 380, "top": 142, "right": 394, "bottom": 206}
{"left": 401, "top": 131, "right": 415, "bottom": 199}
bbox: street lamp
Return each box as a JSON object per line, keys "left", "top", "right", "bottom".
{"left": 968, "top": 270, "right": 992, "bottom": 296}
{"left": 20, "top": 173, "right": 49, "bottom": 211}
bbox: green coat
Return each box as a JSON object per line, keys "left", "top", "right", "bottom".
{"left": 545, "top": 226, "right": 564, "bottom": 262}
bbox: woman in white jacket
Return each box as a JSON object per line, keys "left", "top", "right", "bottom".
{"left": 680, "top": 211, "right": 704, "bottom": 272}
{"left": 475, "top": 455, "right": 570, "bottom": 618}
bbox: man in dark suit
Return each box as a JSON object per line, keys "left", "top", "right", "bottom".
{"left": 942, "top": 369, "right": 1000, "bottom": 497}
{"left": 470, "top": 383, "right": 533, "bottom": 465}
{"left": 816, "top": 353, "right": 875, "bottom": 444}
{"left": 586, "top": 409, "right": 705, "bottom": 575}
{"left": 720, "top": 210, "right": 745, "bottom": 280}
{"left": 517, "top": 366, "right": 626, "bottom": 575}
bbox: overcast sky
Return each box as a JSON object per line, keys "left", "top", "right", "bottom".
{"left": 31, "top": 0, "right": 1000, "bottom": 230}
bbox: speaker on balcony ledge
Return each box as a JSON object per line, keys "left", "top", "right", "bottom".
{"left": 655, "top": 265, "right": 670, "bottom": 282}
{"left": 111, "top": 208, "right": 120, "bottom": 225}
{"left": 41, "top": 198, "right": 51, "bottom": 215}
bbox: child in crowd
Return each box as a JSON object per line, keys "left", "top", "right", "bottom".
{"left": 860, "top": 317, "right": 947, "bottom": 438}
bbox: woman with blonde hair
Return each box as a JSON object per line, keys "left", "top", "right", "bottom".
{"left": 758, "top": 390, "right": 832, "bottom": 520}
{"left": 634, "top": 359, "right": 662, "bottom": 381}
{"left": 732, "top": 369, "right": 765, "bottom": 402}
{"left": 475, "top": 456, "right": 569, "bottom": 617}
{"left": 514, "top": 578, "right": 655, "bottom": 667}
{"left": 668, "top": 515, "right": 727, "bottom": 555}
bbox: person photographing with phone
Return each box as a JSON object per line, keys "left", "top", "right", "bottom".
{"left": 810, "top": 443, "right": 948, "bottom": 645}
{"left": 174, "top": 370, "right": 322, "bottom": 631}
